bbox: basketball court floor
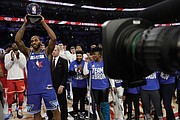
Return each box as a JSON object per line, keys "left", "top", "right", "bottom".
{"left": 3, "top": 94, "right": 180, "bottom": 120}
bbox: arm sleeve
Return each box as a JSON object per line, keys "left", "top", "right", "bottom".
{"left": 4, "top": 54, "right": 14, "bottom": 70}
{"left": 83, "top": 61, "right": 89, "bottom": 75}
{"left": 60, "top": 59, "right": 68, "bottom": 86}
{"left": 17, "top": 53, "right": 26, "bottom": 69}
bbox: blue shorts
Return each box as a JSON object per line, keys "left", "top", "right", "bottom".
{"left": 27, "top": 89, "right": 59, "bottom": 114}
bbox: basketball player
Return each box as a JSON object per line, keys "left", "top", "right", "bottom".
{"left": 15, "top": 15, "right": 60, "bottom": 120}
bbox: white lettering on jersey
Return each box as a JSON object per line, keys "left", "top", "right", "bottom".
{"left": 146, "top": 72, "right": 156, "bottom": 79}
{"left": 30, "top": 54, "right": 45, "bottom": 60}
{"left": 92, "top": 67, "right": 106, "bottom": 80}
{"left": 160, "top": 72, "right": 169, "bottom": 80}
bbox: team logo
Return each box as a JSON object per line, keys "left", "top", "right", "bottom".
{"left": 26, "top": 3, "right": 41, "bottom": 15}
{"left": 36, "top": 60, "right": 43, "bottom": 68}
{"left": 32, "top": 5, "right": 37, "bottom": 14}
{"left": 26, "top": 3, "right": 42, "bottom": 23}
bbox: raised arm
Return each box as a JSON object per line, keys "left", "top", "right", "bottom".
{"left": 15, "top": 15, "right": 30, "bottom": 58}
{"left": 41, "top": 16, "right": 56, "bottom": 56}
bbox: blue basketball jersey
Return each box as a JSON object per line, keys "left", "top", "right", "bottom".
{"left": 27, "top": 50, "right": 53, "bottom": 95}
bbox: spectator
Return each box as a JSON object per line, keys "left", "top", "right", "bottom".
{"left": 84, "top": 47, "right": 110, "bottom": 120}
{"left": 69, "top": 50, "right": 88, "bottom": 119}
{"left": 125, "top": 87, "right": 140, "bottom": 120}
{"left": 141, "top": 72, "right": 163, "bottom": 120}
{"left": 4, "top": 43, "right": 26, "bottom": 119}
{"left": 158, "top": 72, "right": 176, "bottom": 120}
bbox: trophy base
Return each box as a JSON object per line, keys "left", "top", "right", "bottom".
{"left": 26, "top": 15, "right": 42, "bottom": 23}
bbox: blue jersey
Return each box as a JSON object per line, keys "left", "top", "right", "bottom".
{"left": 88, "top": 60, "right": 109, "bottom": 90}
{"left": 27, "top": 50, "right": 53, "bottom": 95}
{"left": 159, "top": 72, "right": 176, "bottom": 84}
{"left": 69, "top": 60, "right": 87, "bottom": 88}
{"left": 126, "top": 87, "right": 140, "bottom": 94}
{"left": 141, "top": 72, "right": 160, "bottom": 90}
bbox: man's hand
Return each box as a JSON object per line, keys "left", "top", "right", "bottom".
{"left": 40, "top": 15, "right": 45, "bottom": 23}
{"left": 111, "top": 87, "right": 117, "bottom": 93}
{"left": 16, "top": 52, "right": 20, "bottom": 59}
{"left": 24, "top": 15, "right": 28, "bottom": 24}
{"left": 57, "top": 85, "right": 64, "bottom": 94}
{"left": 77, "top": 65, "right": 83, "bottom": 72}
{"left": 11, "top": 52, "right": 14, "bottom": 61}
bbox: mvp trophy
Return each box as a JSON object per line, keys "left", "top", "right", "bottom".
{"left": 26, "top": 3, "right": 42, "bottom": 23}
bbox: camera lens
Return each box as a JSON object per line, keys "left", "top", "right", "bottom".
{"left": 102, "top": 18, "right": 180, "bottom": 84}
{"left": 137, "top": 26, "right": 180, "bottom": 72}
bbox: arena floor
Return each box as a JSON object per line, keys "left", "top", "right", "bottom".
{"left": 3, "top": 95, "right": 180, "bottom": 120}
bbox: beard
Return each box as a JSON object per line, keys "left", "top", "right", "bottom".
{"left": 32, "top": 44, "right": 41, "bottom": 51}
{"left": 13, "top": 48, "right": 18, "bottom": 51}
{"left": 77, "top": 59, "right": 82, "bottom": 63}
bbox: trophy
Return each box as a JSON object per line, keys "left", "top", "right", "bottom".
{"left": 26, "top": 3, "right": 42, "bottom": 23}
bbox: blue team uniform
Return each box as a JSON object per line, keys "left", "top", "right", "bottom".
{"left": 159, "top": 72, "right": 176, "bottom": 84}
{"left": 69, "top": 60, "right": 87, "bottom": 88}
{"left": 27, "top": 50, "right": 59, "bottom": 114}
{"left": 141, "top": 72, "right": 160, "bottom": 90}
{"left": 88, "top": 60, "right": 109, "bottom": 90}
{"left": 126, "top": 87, "right": 140, "bottom": 94}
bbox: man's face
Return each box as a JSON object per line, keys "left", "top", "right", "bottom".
{"left": 91, "top": 45, "right": 96, "bottom": 49}
{"left": 12, "top": 43, "right": 18, "bottom": 51}
{"left": 52, "top": 47, "right": 60, "bottom": 57}
{"left": 76, "top": 46, "right": 82, "bottom": 51}
{"left": 58, "top": 44, "right": 63, "bottom": 50}
{"left": 31, "top": 36, "right": 41, "bottom": 50}
{"left": 71, "top": 48, "right": 76, "bottom": 54}
{"left": 76, "top": 54, "right": 83, "bottom": 62}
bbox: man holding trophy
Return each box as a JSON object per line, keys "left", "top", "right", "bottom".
{"left": 15, "top": 3, "right": 61, "bottom": 120}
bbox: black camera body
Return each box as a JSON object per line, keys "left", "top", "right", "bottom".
{"left": 102, "top": 18, "right": 180, "bottom": 86}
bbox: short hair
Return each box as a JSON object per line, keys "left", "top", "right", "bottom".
{"left": 70, "top": 46, "right": 75, "bottom": 49}
{"left": 31, "top": 35, "right": 40, "bottom": 40}
{"left": 76, "top": 50, "right": 84, "bottom": 55}
{"left": 54, "top": 45, "right": 60, "bottom": 51}
{"left": 91, "top": 47, "right": 102, "bottom": 55}
{"left": 76, "top": 44, "right": 81, "bottom": 47}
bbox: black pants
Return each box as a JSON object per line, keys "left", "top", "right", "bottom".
{"left": 159, "top": 83, "right": 175, "bottom": 120}
{"left": 47, "top": 88, "right": 68, "bottom": 120}
{"left": 72, "top": 87, "right": 87, "bottom": 114}
{"left": 92, "top": 88, "right": 109, "bottom": 120}
{"left": 141, "top": 89, "right": 163, "bottom": 119}
{"left": 126, "top": 93, "right": 140, "bottom": 118}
